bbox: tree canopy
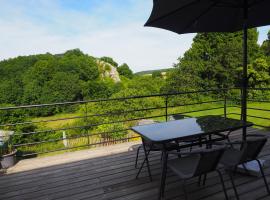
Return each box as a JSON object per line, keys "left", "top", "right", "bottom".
{"left": 117, "top": 63, "right": 134, "bottom": 79}
{"left": 100, "top": 57, "right": 118, "bottom": 67}
{"left": 0, "top": 50, "right": 120, "bottom": 115}
{"left": 165, "top": 28, "right": 269, "bottom": 93}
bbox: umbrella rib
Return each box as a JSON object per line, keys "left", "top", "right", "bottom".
{"left": 182, "top": 1, "right": 218, "bottom": 33}
{"left": 145, "top": 0, "right": 199, "bottom": 25}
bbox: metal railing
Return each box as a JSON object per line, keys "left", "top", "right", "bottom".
{"left": 228, "top": 88, "right": 270, "bottom": 129}
{"left": 0, "top": 87, "right": 269, "bottom": 158}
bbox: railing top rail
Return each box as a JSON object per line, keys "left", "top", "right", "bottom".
{"left": 0, "top": 88, "right": 229, "bottom": 111}
{"left": 1, "top": 87, "right": 270, "bottom": 111}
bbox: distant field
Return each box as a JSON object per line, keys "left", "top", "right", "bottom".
{"left": 135, "top": 68, "right": 172, "bottom": 76}
{"left": 24, "top": 101, "right": 269, "bottom": 157}
{"left": 185, "top": 102, "right": 270, "bottom": 129}
{"left": 32, "top": 112, "right": 80, "bottom": 129}
{"left": 32, "top": 102, "right": 270, "bottom": 130}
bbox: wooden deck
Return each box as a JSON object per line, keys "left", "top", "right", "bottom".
{"left": 1, "top": 128, "right": 270, "bottom": 200}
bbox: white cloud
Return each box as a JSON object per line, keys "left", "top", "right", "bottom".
{"left": 0, "top": 0, "right": 195, "bottom": 72}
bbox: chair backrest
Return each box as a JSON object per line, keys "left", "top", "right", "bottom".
{"left": 239, "top": 135, "right": 267, "bottom": 163}
{"left": 194, "top": 147, "right": 225, "bottom": 176}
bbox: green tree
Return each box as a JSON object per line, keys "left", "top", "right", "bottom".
{"left": 81, "top": 79, "right": 123, "bottom": 99}
{"left": 165, "top": 29, "right": 261, "bottom": 92}
{"left": 41, "top": 72, "right": 81, "bottom": 103}
{"left": 246, "top": 58, "right": 270, "bottom": 88}
{"left": 117, "top": 63, "right": 133, "bottom": 79}
{"left": 0, "top": 79, "right": 23, "bottom": 104}
{"left": 59, "top": 50, "right": 99, "bottom": 81}
{"left": 127, "top": 76, "right": 165, "bottom": 94}
{"left": 100, "top": 57, "right": 118, "bottom": 67}
{"left": 152, "top": 71, "right": 163, "bottom": 79}
{"left": 261, "top": 30, "right": 270, "bottom": 57}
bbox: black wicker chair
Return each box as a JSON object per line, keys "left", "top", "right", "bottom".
{"left": 162, "top": 146, "right": 228, "bottom": 200}
{"left": 220, "top": 134, "right": 270, "bottom": 200}
{"left": 135, "top": 135, "right": 209, "bottom": 181}
{"left": 135, "top": 138, "right": 180, "bottom": 181}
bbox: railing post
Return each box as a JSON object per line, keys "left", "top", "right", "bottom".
{"left": 84, "top": 103, "right": 90, "bottom": 147}
{"left": 9, "top": 134, "right": 14, "bottom": 155}
{"left": 165, "top": 95, "right": 168, "bottom": 122}
{"left": 224, "top": 90, "right": 227, "bottom": 118}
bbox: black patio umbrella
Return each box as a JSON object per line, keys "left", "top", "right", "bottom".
{"left": 145, "top": 0, "right": 270, "bottom": 139}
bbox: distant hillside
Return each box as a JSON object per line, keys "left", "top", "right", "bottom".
{"left": 0, "top": 49, "right": 125, "bottom": 111}
{"left": 135, "top": 68, "right": 172, "bottom": 76}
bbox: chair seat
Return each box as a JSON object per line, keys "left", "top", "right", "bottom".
{"left": 167, "top": 154, "right": 200, "bottom": 179}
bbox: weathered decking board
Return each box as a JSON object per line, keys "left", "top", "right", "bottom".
{"left": 1, "top": 127, "right": 270, "bottom": 200}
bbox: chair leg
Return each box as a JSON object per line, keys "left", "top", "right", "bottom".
{"left": 217, "top": 170, "right": 229, "bottom": 200}
{"left": 198, "top": 175, "right": 202, "bottom": 186}
{"left": 228, "top": 171, "right": 239, "bottom": 200}
{"left": 256, "top": 159, "right": 270, "bottom": 195}
{"left": 160, "top": 151, "right": 164, "bottom": 162}
{"left": 203, "top": 173, "right": 207, "bottom": 186}
{"left": 135, "top": 148, "right": 152, "bottom": 181}
{"left": 198, "top": 174, "right": 207, "bottom": 187}
{"left": 182, "top": 180, "right": 188, "bottom": 200}
{"left": 135, "top": 145, "right": 142, "bottom": 169}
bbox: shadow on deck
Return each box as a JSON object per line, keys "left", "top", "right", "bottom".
{"left": 1, "top": 128, "right": 270, "bottom": 200}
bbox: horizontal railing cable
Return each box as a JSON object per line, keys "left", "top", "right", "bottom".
{"left": 0, "top": 87, "right": 269, "bottom": 157}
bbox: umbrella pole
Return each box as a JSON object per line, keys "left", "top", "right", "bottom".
{"left": 242, "top": 0, "right": 248, "bottom": 140}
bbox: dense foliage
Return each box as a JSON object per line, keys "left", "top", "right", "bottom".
{"left": 0, "top": 49, "right": 136, "bottom": 116}
{"left": 117, "top": 63, "right": 134, "bottom": 79}
{"left": 165, "top": 28, "right": 270, "bottom": 93}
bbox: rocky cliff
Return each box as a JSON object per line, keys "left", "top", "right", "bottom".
{"left": 96, "top": 60, "right": 121, "bottom": 83}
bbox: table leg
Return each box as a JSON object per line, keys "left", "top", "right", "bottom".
{"left": 135, "top": 147, "right": 152, "bottom": 180}
{"left": 143, "top": 142, "right": 153, "bottom": 181}
{"left": 159, "top": 148, "right": 168, "bottom": 200}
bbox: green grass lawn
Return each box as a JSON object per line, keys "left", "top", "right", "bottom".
{"left": 32, "top": 112, "right": 80, "bottom": 129}
{"left": 130, "top": 101, "right": 270, "bottom": 130}
{"left": 183, "top": 102, "right": 270, "bottom": 129}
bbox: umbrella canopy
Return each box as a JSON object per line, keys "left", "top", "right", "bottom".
{"left": 145, "top": 0, "right": 270, "bottom": 139}
{"left": 145, "top": 0, "right": 270, "bottom": 34}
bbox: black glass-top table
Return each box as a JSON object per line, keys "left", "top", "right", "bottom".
{"left": 131, "top": 115, "right": 253, "bottom": 200}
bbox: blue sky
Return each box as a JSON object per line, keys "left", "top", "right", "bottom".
{"left": 0, "top": 0, "right": 269, "bottom": 72}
